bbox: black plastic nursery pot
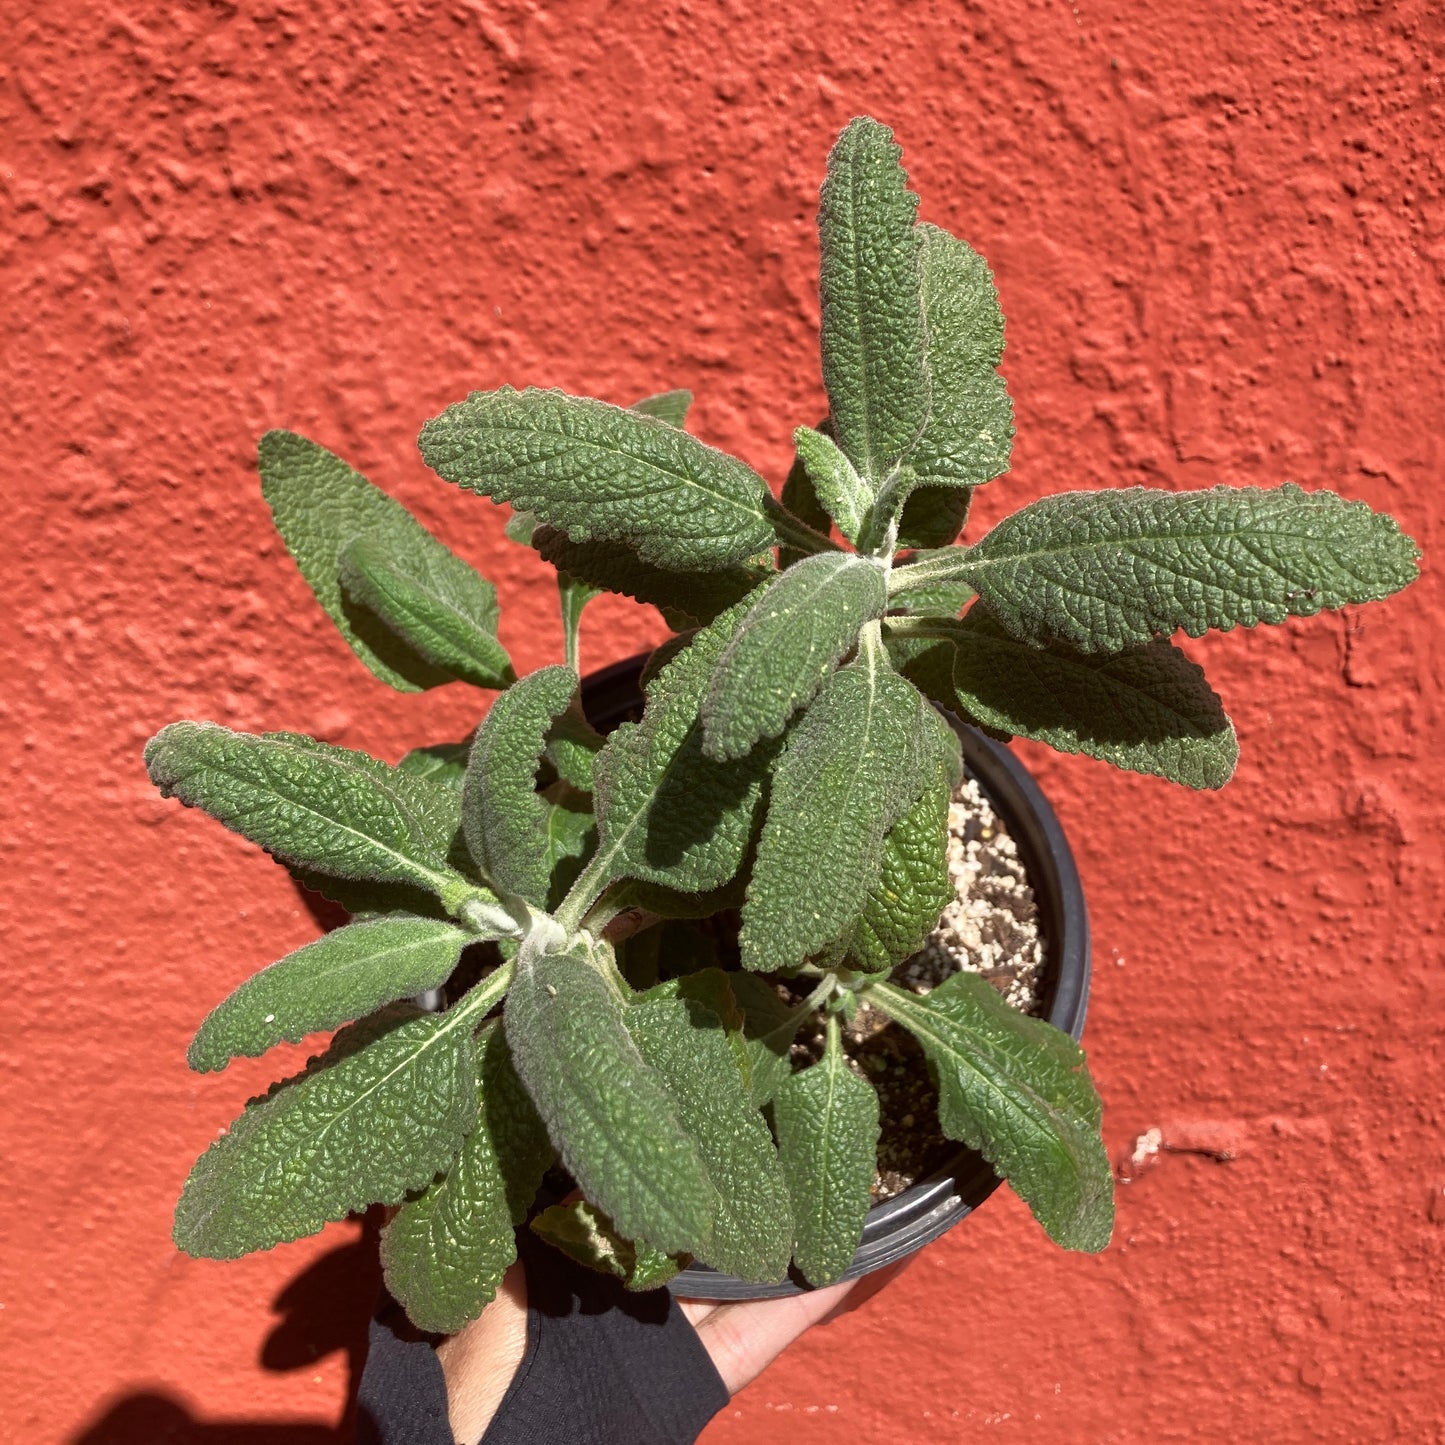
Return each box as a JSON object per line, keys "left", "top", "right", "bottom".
{"left": 578, "top": 653, "right": 1091, "bottom": 1303}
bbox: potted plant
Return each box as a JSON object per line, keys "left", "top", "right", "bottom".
{"left": 145, "top": 117, "right": 1419, "bottom": 1330}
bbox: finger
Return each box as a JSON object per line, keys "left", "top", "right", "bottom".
{"left": 688, "top": 1277, "right": 859, "bottom": 1395}
{"left": 815, "top": 1255, "right": 914, "bottom": 1325}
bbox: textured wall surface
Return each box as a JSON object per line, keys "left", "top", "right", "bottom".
{"left": 4, "top": 0, "right": 1442, "bottom": 1440}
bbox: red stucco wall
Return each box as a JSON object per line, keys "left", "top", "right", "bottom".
{"left": 5, "top": 1, "right": 1442, "bottom": 1440}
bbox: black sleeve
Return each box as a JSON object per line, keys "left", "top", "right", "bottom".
{"left": 356, "top": 1232, "right": 730, "bottom": 1445}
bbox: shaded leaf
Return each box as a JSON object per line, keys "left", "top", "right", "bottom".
{"left": 189, "top": 915, "right": 474, "bottom": 1073}
{"left": 739, "top": 638, "right": 935, "bottom": 971}
{"left": 775, "top": 1027, "right": 880, "bottom": 1286}
{"left": 701, "top": 553, "right": 888, "bottom": 761}
{"left": 951, "top": 607, "right": 1239, "bottom": 788}
{"left": 836, "top": 771, "right": 954, "bottom": 974}
{"left": 533, "top": 525, "right": 769, "bottom": 627}
{"left": 626, "top": 996, "right": 793, "bottom": 1282}
{"left": 504, "top": 936, "right": 714, "bottom": 1258}
{"left": 338, "top": 537, "right": 514, "bottom": 690}
{"left": 258, "top": 430, "right": 500, "bottom": 692}
{"left": 589, "top": 599, "right": 779, "bottom": 895}
{"left": 381, "top": 1023, "right": 552, "bottom": 1333}
{"left": 462, "top": 665, "right": 578, "bottom": 904}
{"left": 871, "top": 973, "right": 1113, "bottom": 1252}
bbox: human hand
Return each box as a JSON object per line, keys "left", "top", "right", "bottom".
{"left": 436, "top": 1256, "right": 911, "bottom": 1443}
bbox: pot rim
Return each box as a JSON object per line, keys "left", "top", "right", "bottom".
{"left": 579, "top": 652, "right": 1091, "bottom": 1301}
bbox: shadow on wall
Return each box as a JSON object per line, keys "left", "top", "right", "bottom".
{"left": 71, "top": 1227, "right": 382, "bottom": 1445}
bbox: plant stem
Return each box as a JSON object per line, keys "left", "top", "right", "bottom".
{"left": 554, "top": 850, "right": 611, "bottom": 933}
{"left": 765, "top": 494, "right": 841, "bottom": 557}
{"left": 887, "top": 546, "right": 972, "bottom": 597}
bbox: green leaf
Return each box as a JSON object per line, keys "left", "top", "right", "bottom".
{"left": 901, "top": 485, "right": 1420, "bottom": 653}
{"left": 145, "top": 725, "right": 471, "bottom": 908}
{"left": 532, "top": 525, "right": 770, "bottom": 628}
{"left": 643, "top": 968, "right": 750, "bottom": 1092}
{"left": 462, "top": 666, "right": 579, "bottom": 905}
{"left": 701, "top": 553, "right": 888, "bottom": 762}
{"left": 631, "top": 389, "right": 694, "bottom": 428}
{"left": 793, "top": 426, "right": 871, "bottom": 545}
{"left": 739, "top": 636, "right": 935, "bottom": 972}
{"left": 381, "top": 1022, "right": 552, "bottom": 1333}
{"left": 818, "top": 117, "right": 927, "bottom": 485}
{"left": 337, "top": 537, "right": 514, "bottom": 691}
{"left": 588, "top": 599, "right": 779, "bottom": 897}
{"left": 189, "top": 915, "right": 475, "bottom": 1073}
{"left": 779, "top": 433, "right": 836, "bottom": 571}
{"left": 530, "top": 1200, "right": 684, "bottom": 1291}
{"left": 895, "top": 485, "right": 972, "bottom": 550}
{"left": 174, "top": 992, "right": 495, "bottom": 1259}
{"left": 419, "top": 387, "right": 800, "bottom": 570}
{"left": 775, "top": 1022, "right": 880, "bottom": 1286}
{"left": 887, "top": 576, "right": 973, "bottom": 619}
{"left": 626, "top": 996, "right": 793, "bottom": 1282}
{"left": 557, "top": 571, "right": 598, "bottom": 674}
{"left": 503, "top": 935, "right": 714, "bottom": 1257}
{"left": 398, "top": 741, "right": 472, "bottom": 792}
{"left": 836, "top": 771, "right": 954, "bottom": 975}
{"left": 871, "top": 973, "right": 1113, "bottom": 1252}
{"left": 728, "top": 974, "right": 804, "bottom": 1107}
{"left": 539, "top": 782, "right": 598, "bottom": 909}
{"left": 909, "top": 224, "right": 1014, "bottom": 491}
{"left": 259, "top": 430, "right": 496, "bottom": 692}
{"left": 543, "top": 703, "right": 607, "bottom": 792}
{"left": 287, "top": 867, "right": 452, "bottom": 923}
{"left": 949, "top": 607, "right": 1239, "bottom": 789}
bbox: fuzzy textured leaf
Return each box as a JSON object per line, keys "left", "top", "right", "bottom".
{"left": 837, "top": 771, "right": 954, "bottom": 974}
{"left": 793, "top": 426, "right": 871, "bottom": 544}
{"left": 903, "top": 485, "right": 1420, "bottom": 652}
{"left": 626, "top": 996, "right": 793, "bottom": 1282}
{"left": 420, "top": 387, "right": 793, "bottom": 570}
{"left": 398, "top": 741, "right": 472, "bottom": 792}
{"left": 739, "top": 638, "right": 934, "bottom": 972}
{"left": 533, "top": 525, "right": 770, "bottom": 627}
{"left": 338, "top": 537, "right": 514, "bottom": 690}
{"left": 895, "top": 484, "right": 972, "bottom": 550}
{"left": 818, "top": 118, "right": 927, "bottom": 484}
{"left": 174, "top": 1001, "right": 484, "bottom": 1259}
{"left": 189, "top": 916, "right": 474, "bottom": 1073}
{"left": 774, "top": 1038, "right": 880, "bottom": 1286}
{"left": 462, "top": 666, "right": 579, "bottom": 905}
{"left": 950, "top": 607, "right": 1239, "bottom": 788}
{"left": 380, "top": 1023, "right": 552, "bottom": 1333}
{"left": 630, "top": 389, "right": 694, "bottom": 428}
{"left": 543, "top": 704, "right": 606, "bottom": 792}
{"left": 504, "top": 937, "right": 714, "bottom": 1258}
{"left": 779, "top": 435, "right": 836, "bottom": 571}
{"left": 146, "top": 725, "right": 468, "bottom": 905}
{"left": 909, "top": 224, "right": 1013, "bottom": 490}
{"left": 872, "top": 974, "right": 1113, "bottom": 1252}
{"left": 590, "top": 599, "right": 778, "bottom": 894}
{"left": 702, "top": 554, "right": 887, "bottom": 761}
{"left": 259, "top": 430, "right": 501, "bottom": 692}
{"left": 728, "top": 975, "right": 803, "bottom": 1107}
{"left": 530, "top": 1200, "right": 683, "bottom": 1290}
